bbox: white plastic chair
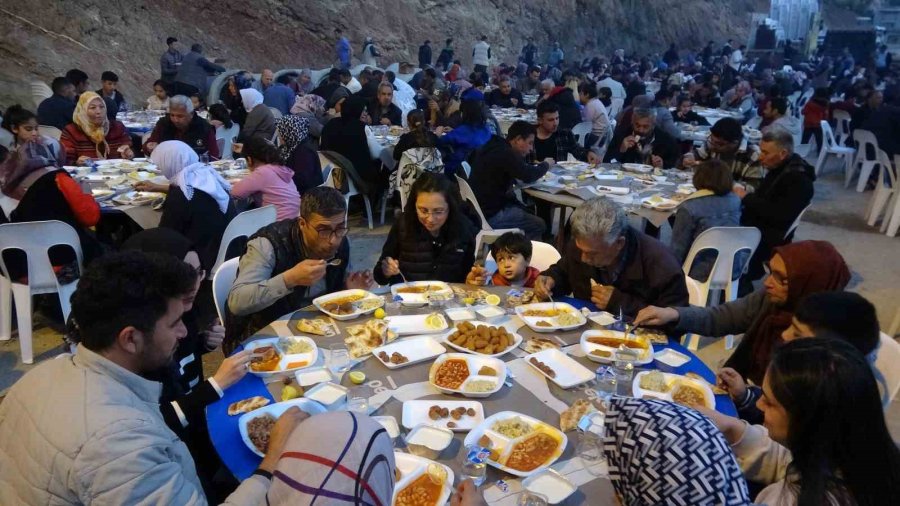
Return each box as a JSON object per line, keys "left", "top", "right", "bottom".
{"left": 571, "top": 121, "right": 593, "bottom": 148}
{"left": 890, "top": 308, "right": 900, "bottom": 337}
{"left": 268, "top": 107, "right": 283, "bottom": 120}
{"left": 814, "top": 120, "right": 855, "bottom": 179}
{"left": 473, "top": 228, "right": 524, "bottom": 266}
{"left": 848, "top": 129, "right": 881, "bottom": 192}
{"left": 460, "top": 161, "right": 472, "bottom": 179}
{"left": 212, "top": 257, "right": 240, "bottom": 325}
{"left": 209, "top": 205, "right": 277, "bottom": 278}
{"left": 30, "top": 81, "right": 52, "bottom": 109}
{"left": 832, "top": 109, "right": 852, "bottom": 146}
{"left": 865, "top": 149, "right": 896, "bottom": 229}
{"left": 608, "top": 98, "right": 624, "bottom": 119}
{"left": 883, "top": 156, "right": 900, "bottom": 237}
{"left": 38, "top": 125, "right": 62, "bottom": 140}
{"left": 320, "top": 165, "right": 334, "bottom": 188}
{"left": 484, "top": 240, "right": 561, "bottom": 273}
{"left": 784, "top": 203, "right": 811, "bottom": 241}
{"left": 745, "top": 116, "right": 762, "bottom": 129}
{"left": 875, "top": 332, "right": 900, "bottom": 402}
{"left": 680, "top": 227, "right": 761, "bottom": 350}
{"left": 0, "top": 221, "right": 83, "bottom": 364}
{"left": 456, "top": 175, "right": 490, "bottom": 231}
{"left": 787, "top": 91, "right": 801, "bottom": 118}
{"left": 318, "top": 155, "right": 374, "bottom": 229}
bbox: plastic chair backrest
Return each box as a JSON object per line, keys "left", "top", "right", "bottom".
{"left": 38, "top": 125, "right": 62, "bottom": 140}
{"left": 461, "top": 161, "right": 472, "bottom": 179}
{"left": 474, "top": 228, "right": 524, "bottom": 267}
{"left": 571, "top": 121, "right": 593, "bottom": 147}
{"left": 820, "top": 120, "right": 837, "bottom": 149}
{"left": 485, "top": 240, "right": 561, "bottom": 273}
{"left": 268, "top": 107, "right": 283, "bottom": 120}
{"left": 852, "top": 129, "right": 879, "bottom": 162}
{"left": 608, "top": 98, "right": 624, "bottom": 119}
{"left": 0, "top": 220, "right": 83, "bottom": 292}
{"left": 216, "top": 137, "right": 225, "bottom": 159}
{"left": 397, "top": 148, "right": 445, "bottom": 208}
{"left": 784, "top": 203, "right": 811, "bottom": 240}
{"left": 210, "top": 206, "right": 277, "bottom": 276}
{"left": 682, "top": 226, "right": 761, "bottom": 305}
{"left": 30, "top": 81, "right": 52, "bottom": 108}
{"left": 875, "top": 148, "right": 896, "bottom": 189}
{"left": 320, "top": 165, "right": 334, "bottom": 188}
{"left": 875, "top": 332, "right": 900, "bottom": 402}
{"left": 455, "top": 175, "right": 490, "bottom": 230}
{"left": 832, "top": 109, "right": 851, "bottom": 143}
{"left": 212, "top": 257, "right": 240, "bottom": 325}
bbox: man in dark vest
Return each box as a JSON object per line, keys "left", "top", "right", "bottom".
{"left": 224, "top": 187, "right": 375, "bottom": 349}
{"left": 142, "top": 95, "right": 219, "bottom": 158}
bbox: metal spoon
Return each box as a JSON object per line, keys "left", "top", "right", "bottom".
{"left": 325, "top": 258, "right": 342, "bottom": 266}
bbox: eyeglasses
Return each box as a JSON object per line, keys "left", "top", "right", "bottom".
{"left": 763, "top": 263, "right": 788, "bottom": 285}
{"left": 416, "top": 207, "right": 447, "bottom": 218}
{"left": 314, "top": 226, "right": 349, "bottom": 240}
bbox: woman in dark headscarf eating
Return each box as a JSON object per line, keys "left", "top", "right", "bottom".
{"left": 635, "top": 240, "right": 851, "bottom": 385}
{"left": 276, "top": 115, "right": 322, "bottom": 193}
{"left": 319, "top": 95, "right": 383, "bottom": 200}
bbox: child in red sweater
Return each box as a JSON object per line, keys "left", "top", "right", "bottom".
{"left": 466, "top": 232, "right": 541, "bottom": 287}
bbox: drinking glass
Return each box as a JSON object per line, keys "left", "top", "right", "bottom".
{"left": 576, "top": 412, "right": 607, "bottom": 476}
{"left": 459, "top": 445, "right": 487, "bottom": 487}
{"left": 516, "top": 491, "right": 548, "bottom": 506}
{"left": 348, "top": 396, "right": 368, "bottom": 414}
{"left": 613, "top": 348, "right": 639, "bottom": 396}
{"left": 595, "top": 366, "right": 617, "bottom": 401}
{"left": 329, "top": 343, "right": 350, "bottom": 374}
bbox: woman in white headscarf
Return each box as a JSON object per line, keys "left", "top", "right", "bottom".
{"left": 151, "top": 140, "right": 236, "bottom": 270}
{"left": 237, "top": 88, "right": 276, "bottom": 145}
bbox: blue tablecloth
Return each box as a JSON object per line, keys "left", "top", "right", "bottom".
{"left": 209, "top": 298, "right": 737, "bottom": 480}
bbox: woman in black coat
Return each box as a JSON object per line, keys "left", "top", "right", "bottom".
{"left": 374, "top": 172, "right": 476, "bottom": 285}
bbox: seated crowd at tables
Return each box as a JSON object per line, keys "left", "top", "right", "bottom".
{"left": 1, "top": 37, "right": 900, "bottom": 505}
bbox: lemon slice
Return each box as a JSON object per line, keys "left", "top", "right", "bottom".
{"left": 426, "top": 463, "right": 447, "bottom": 485}
{"left": 425, "top": 313, "right": 444, "bottom": 329}
{"left": 485, "top": 294, "right": 501, "bottom": 306}
{"left": 349, "top": 371, "right": 366, "bottom": 384}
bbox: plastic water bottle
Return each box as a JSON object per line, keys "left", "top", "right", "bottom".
{"left": 460, "top": 445, "right": 488, "bottom": 486}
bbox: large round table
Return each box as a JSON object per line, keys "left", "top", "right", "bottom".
{"left": 207, "top": 285, "right": 734, "bottom": 504}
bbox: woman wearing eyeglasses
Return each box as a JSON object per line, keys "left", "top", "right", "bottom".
{"left": 121, "top": 228, "right": 253, "bottom": 501}
{"left": 634, "top": 240, "right": 851, "bottom": 386}
{"left": 375, "top": 172, "right": 477, "bottom": 285}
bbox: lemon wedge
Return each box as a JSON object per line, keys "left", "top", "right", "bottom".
{"left": 281, "top": 384, "right": 303, "bottom": 401}
{"left": 349, "top": 371, "right": 366, "bottom": 384}
{"left": 425, "top": 313, "right": 444, "bottom": 329}
{"left": 485, "top": 294, "right": 501, "bottom": 306}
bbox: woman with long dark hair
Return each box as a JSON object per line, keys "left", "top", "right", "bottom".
{"left": 373, "top": 172, "right": 476, "bottom": 285}
{"left": 702, "top": 338, "right": 900, "bottom": 505}
{"left": 393, "top": 109, "right": 438, "bottom": 160}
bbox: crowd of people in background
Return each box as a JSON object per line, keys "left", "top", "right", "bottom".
{"left": 0, "top": 28, "right": 899, "bottom": 506}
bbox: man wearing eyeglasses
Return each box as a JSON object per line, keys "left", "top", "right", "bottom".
{"left": 225, "top": 187, "right": 374, "bottom": 347}
{"left": 683, "top": 117, "right": 763, "bottom": 191}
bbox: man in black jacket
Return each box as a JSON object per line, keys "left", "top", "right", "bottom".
{"left": 37, "top": 77, "right": 76, "bottom": 130}
{"left": 418, "top": 40, "right": 432, "bottom": 68}
{"left": 467, "top": 121, "right": 550, "bottom": 239}
{"left": 738, "top": 127, "right": 815, "bottom": 281}
{"left": 605, "top": 107, "right": 680, "bottom": 168}
{"left": 486, "top": 77, "right": 524, "bottom": 108}
{"left": 142, "top": 95, "right": 219, "bottom": 158}
{"left": 533, "top": 101, "right": 598, "bottom": 163}
{"left": 533, "top": 198, "right": 688, "bottom": 316}
{"left": 367, "top": 82, "right": 403, "bottom": 126}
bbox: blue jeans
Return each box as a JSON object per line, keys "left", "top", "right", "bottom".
{"left": 487, "top": 206, "right": 546, "bottom": 240}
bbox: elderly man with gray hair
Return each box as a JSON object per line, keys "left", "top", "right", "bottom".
{"left": 735, "top": 127, "right": 815, "bottom": 282}
{"left": 534, "top": 198, "right": 688, "bottom": 316}
{"left": 604, "top": 106, "right": 680, "bottom": 168}
{"left": 142, "top": 95, "right": 219, "bottom": 158}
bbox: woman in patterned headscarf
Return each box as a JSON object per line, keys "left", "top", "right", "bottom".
{"left": 603, "top": 397, "right": 752, "bottom": 505}
{"left": 290, "top": 94, "right": 326, "bottom": 139}
{"left": 276, "top": 115, "right": 322, "bottom": 193}
{"left": 59, "top": 91, "right": 133, "bottom": 165}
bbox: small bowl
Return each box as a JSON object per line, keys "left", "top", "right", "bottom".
{"left": 304, "top": 381, "right": 348, "bottom": 410}
{"left": 405, "top": 424, "right": 453, "bottom": 460}
{"left": 445, "top": 308, "right": 476, "bottom": 322}
{"left": 476, "top": 306, "right": 505, "bottom": 320}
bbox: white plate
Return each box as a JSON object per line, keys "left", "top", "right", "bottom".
{"left": 522, "top": 468, "right": 577, "bottom": 504}
{"left": 372, "top": 335, "right": 446, "bottom": 369}
{"left": 586, "top": 311, "right": 617, "bottom": 326}
{"left": 238, "top": 398, "right": 327, "bottom": 457}
{"left": 622, "top": 163, "right": 653, "bottom": 174}
{"left": 303, "top": 381, "right": 349, "bottom": 410}
{"left": 392, "top": 452, "right": 454, "bottom": 506}
{"left": 390, "top": 281, "right": 453, "bottom": 305}
{"left": 441, "top": 323, "right": 524, "bottom": 358}
{"left": 632, "top": 371, "right": 715, "bottom": 409}
{"left": 384, "top": 313, "right": 449, "bottom": 335}
{"left": 244, "top": 337, "right": 319, "bottom": 377}
{"left": 91, "top": 189, "right": 115, "bottom": 201}
{"left": 428, "top": 353, "right": 507, "bottom": 398}
{"left": 580, "top": 330, "right": 654, "bottom": 364}
{"left": 654, "top": 348, "right": 691, "bottom": 367}
{"left": 525, "top": 348, "right": 594, "bottom": 389}
{"left": 515, "top": 302, "right": 586, "bottom": 333}
{"left": 313, "top": 289, "right": 383, "bottom": 321}
{"left": 112, "top": 191, "right": 165, "bottom": 206}
{"left": 463, "top": 411, "right": 568, "bottom": 477}
{"left": 641, "top": 195, "right": 679, "bottom": 211}
{"left": 402, "top": 400, "right": 485, "bottom": 431}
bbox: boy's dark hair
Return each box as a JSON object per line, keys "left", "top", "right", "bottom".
{"left": 507, "top": 120, "right": 536, "bottom": 141}
{"left": 101, "top": 71, "right": 119, "bottom": 82}
{"left": 51, "top": 77, "right": 73, "bottom": 94}
{"left": 70, "top": 251, "right": 195, "bottom": 352}
{"left": 65, "top": 69, "right": 89, "bottom": 87}
{"left": 536, "top": 100, "right": 560, "bottom": 118}
{"left": 490, "top": 232, "right": 532, "bottom": 261}
{"left": 796, "top": 292, "right": 880, "bottom": 355}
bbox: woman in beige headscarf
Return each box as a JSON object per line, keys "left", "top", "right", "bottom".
{"left": 59, "top": 91, "right": 133, "bottom": 165}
